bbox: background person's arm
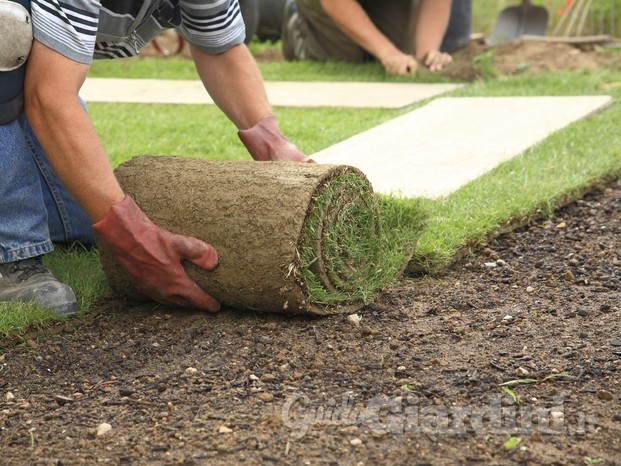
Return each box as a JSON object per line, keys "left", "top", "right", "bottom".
{"left": 414, "top": 0, "right": 453, "bottom": 71}
{"left": 320, "top": 0, "right": 417, "bottom": 75}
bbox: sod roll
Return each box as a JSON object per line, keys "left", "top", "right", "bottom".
{"left": 100, "top": 156, "right": 411, "bottom": 315}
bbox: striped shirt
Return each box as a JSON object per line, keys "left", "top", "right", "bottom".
{"left": 31, "top": 0, "right": 245, "bottom": 63}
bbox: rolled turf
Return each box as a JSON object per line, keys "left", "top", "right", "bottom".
{"left": 99, "top": 156, "right": 424, "bottom": 315}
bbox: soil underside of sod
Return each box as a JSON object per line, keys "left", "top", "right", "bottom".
{"left": 1, "top": 43, "right": 620, "bottom": 464}
{"left": 1, "top": 180, "right": 619, "bottom": 464}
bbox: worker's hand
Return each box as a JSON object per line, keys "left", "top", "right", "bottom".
{"left": 421, "top": 50, "right": 452, "bottom": 72}
{"left": 238, "top": 115, "right": 315, "bottom": 163}
{"left": 93, "top": 195, "right": 220, "bottom": 311}
{"left": 379, "top": 50, "right": 418, "bottom": 75}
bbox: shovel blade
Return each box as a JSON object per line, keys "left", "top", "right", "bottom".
{"left": 489, "top": 3, "right": 548, "bottom": 45}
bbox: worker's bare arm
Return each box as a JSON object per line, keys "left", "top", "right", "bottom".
{"left": 24, "top": 40, "right": 124, "bottom": 222}
{"left": 190, "top": 43, "right": 272, "bottom": 130}
{"left": 414, "top": 0, "right": 452, "bottom": 70}
{"left": 320, "top": 0, "right": 417, "bottom": 75}
{"left": 24, "top": 40, "right": 221, "bottom": 310}
{"left": 191, "top": 43, "right": 312, "bottom": 163}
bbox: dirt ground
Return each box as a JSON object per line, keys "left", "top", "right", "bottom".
{"left": 1, "top": 178, "right": 619, "bottom": 466}
{"left": 435, "top": 38, "right": 621, "bottom": 81}
{"left": 1, "top": 40, "right": 620, "bottom": 465}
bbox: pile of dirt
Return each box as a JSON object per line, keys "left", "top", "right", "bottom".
{"left": 492, "top": 40, "right": 616, "bottom": 75}
{"left": 0, "top": 178, "right": 618, "bottom": 464}
{"left": 441, "top": 39, "right": 621, "bottom": 81}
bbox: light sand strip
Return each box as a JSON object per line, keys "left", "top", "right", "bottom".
{"left": 312, "top": 96, "right": 613, "bottom": 198}
{"left": 81, "top": 78, "right": 462, "bottom": 108}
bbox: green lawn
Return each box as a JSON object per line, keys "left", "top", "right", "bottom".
{"left": 1, "top": 45, "right": 620, "bottom": 341}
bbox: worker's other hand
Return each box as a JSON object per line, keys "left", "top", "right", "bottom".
{"left": 422, "top": 50, "right": 452, "bottom": 72}
{"left": 93, "top": 195, "right": 220, "bottom": 311}
{"left": 379, "top": 50, "right": 418, "bottom": 75}
{"left": 238, "top": 115, "right": 315, "bottom": 163}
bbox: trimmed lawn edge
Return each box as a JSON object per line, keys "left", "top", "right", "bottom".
{"left": 1, "top": 171, "right": 619, "bottom": 346}
{"left": 408, "top": 170, "right": 621, "bottom": 277}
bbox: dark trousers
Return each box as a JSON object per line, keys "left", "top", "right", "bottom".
{"left": 442, "top": 0, "right": 472, "bottom": 52}
{"left": 240, "top": 0, "right": 473, "bottom": 49}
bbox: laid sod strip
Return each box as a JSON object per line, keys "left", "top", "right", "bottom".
{"left": 0, "top": 249, "right": 107, "bottom": 340}
{"left": 89, "top": 104, "right": 404, "bottom": 166}
{"left": 87, "top": 55, "right": 456, "bottom": 84}
{"left": 411, "top": 100, "right": 621, "bottom": 274}
{"left": 101, "top": 156, "right": 422, "bottom": 315}
{"left": 3, "top": 68, "right": 620, "bottom": 338}
{"left": 45, "top": 248, "right": 110, "bottom": 311}
{"left": 0, "top": 302, "right": 58, "bottom": 340}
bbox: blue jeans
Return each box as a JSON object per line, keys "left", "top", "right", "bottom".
{"left": 441, "top": 0, "right": 472, "bottom": 53}
{"left": 0, "top": 115, "right": 95, "bottom": 264}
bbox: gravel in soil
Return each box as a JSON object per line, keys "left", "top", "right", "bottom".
{"left": 2, "top": 37, "right": 620, "bottom": 466}
{"left": 1, "top": 179, "right": 619, "bottom": 465}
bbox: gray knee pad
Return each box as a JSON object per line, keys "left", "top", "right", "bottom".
{"left": 0, "top": 0, "right": 32, "bottom": 125}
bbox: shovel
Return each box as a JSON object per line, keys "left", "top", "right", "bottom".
{"left": 489, "top": 0, "right": 549, "bottom": 45}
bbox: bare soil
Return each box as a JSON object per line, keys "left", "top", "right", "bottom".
{"left": 437, "top": 39, "right": 621, "bottom": 81}
{"left": 1, "top": 182, "right": 619, "bottom": 465}
{"left": 1, "top": 39, "right": 620, "bottom": 465}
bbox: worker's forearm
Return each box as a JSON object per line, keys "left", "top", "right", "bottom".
{"left": 24, "top": 42, "right": 123, "bottom": 222}
{"left": 25, "top": 96, "right": 124, "bottom": 222}
{"left": 320, "top": 0, "right": 399, "bottom": 61}
{"left": 191, "top": 44, "right": 272, "bottom": 129}
{"left": 414, "top": 0, "right": 452, "bottom": 59}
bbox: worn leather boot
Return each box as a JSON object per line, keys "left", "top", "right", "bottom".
{"left": 0, "top": 256, "right": 77, "bottom": 315}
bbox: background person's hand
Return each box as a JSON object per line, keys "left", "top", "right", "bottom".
{"left": 422, "top": 50, "right": 452, "bottom": 72}
{"left": 379, "top": 50, "right": 418, "bottom": 75}
{"left": 93, "top": 196, "right": 221, "bottom": 311}
{"left": 239, "top": 116, "right": 314, "bottom": 163}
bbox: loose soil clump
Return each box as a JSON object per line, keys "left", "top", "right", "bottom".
{"left": 1, "top": 180, "right": 619, "bottom": 464}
